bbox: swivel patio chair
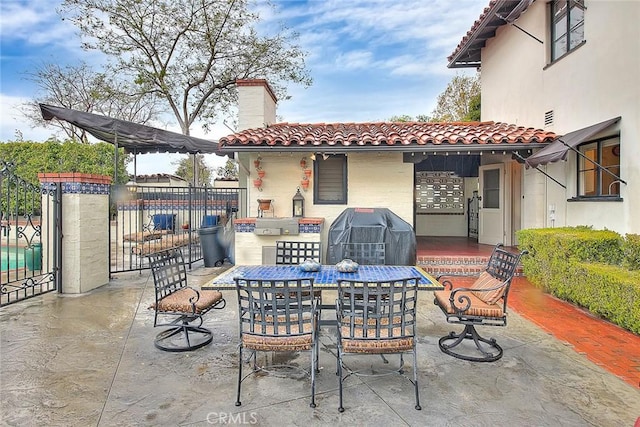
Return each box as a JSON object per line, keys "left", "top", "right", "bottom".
{"left": 335, "top": 277, "right": 421, "bottom": 412}
{"left": 234, "top": 277, "right": 319, "bottom": 408}
{"left": 433, "top": 244, "right": 527, "bottom": 362}
{"left": 148, "top": 248, "right": 226, "bottom": 352}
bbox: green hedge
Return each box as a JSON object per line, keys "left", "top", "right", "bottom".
{"left": 622, "top": 234, "right": 640, "bottom": 270}
{"left": 561, "top": 262, "right": 640, "bottom": 333}
{"left": 516, "top": 227, "right": 640, "bottom": 335}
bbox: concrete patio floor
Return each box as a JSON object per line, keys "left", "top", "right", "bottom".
{"left": 1, "top": 262, "right": 639, "bottom": 426}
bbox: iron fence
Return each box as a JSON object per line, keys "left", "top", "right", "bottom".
{"left": 1, "top": 161, "right": 59, "bottom": 306}
{"left": 109, "top": 184, "right": 247, "bottom": 274}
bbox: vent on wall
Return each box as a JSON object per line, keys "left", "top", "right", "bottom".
{"left": 544, "top": 110, "right": 554, "bottom": 127}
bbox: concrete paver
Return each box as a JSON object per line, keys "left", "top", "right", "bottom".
{"left": 1, "top": 264, "right": 639, "bottom": 426}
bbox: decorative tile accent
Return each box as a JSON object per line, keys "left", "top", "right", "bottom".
{"left": 300, "top": 224, "right": 321, "bottom": 233}
{"left": 207, "top": 265, "right": 441, "bottom": 291}
{"left": 233, "top": 217, "right": 323, "bottom": 233}
{"left": 41, "top": 182, "right": 110, "bottom": 195}
{"left": 235, "top": 222, "right": 256, "bottom": 233}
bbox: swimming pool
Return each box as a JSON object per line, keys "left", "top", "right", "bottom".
{"left": 1, "top": 246, "right": 25, "bottom": 270}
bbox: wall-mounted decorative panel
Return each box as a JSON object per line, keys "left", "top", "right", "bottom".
{"left": 415, "top": 171, "right": 464, "bottom": 214}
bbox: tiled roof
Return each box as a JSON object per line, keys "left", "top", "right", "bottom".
{"left": 218, "top": 121, "right": 556, "bottom": 150}
{"left": 447, "top": 0, "right": 532, "bottom": 68}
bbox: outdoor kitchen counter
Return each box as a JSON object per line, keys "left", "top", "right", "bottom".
{"left": 232, "top": 217, "right": 324, "bottom": 265}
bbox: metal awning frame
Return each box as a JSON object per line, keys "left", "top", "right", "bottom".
{"left": 517, "top": 137, "right": 627, "bottom": 190}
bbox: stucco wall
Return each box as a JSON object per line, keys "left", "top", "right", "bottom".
{"left": 62, "top": 194, "right": 109, "bottom": 293}
{"left": 481, "top": 1, "right": 639, "bottom": 234}
{"left": 233, "top": 152, "right": 415, "bottom": 264}
{"left": 242, "top": 152, "right": 414, "bottom": 224}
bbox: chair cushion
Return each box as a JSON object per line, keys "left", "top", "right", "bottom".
{"left": 340, "top": 323, "right": 412, "bottom": 337}
{"left": 242, "top": 329, "right": 313, "bottom": 352}
{"left": 434, "top": 289, "right": 504, "bottom": 318}
{"left": 340, "top": 336, "right": 414, "bottom": 354}
{"left": 470, "top": 271, "right": 505, "bottom": 304}
{"left": 151, "top": 288, "right": 223, "bottom": 314}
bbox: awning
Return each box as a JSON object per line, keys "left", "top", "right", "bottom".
{"left": 40, "top": 104, "right": 222, "bottom": 155}
{"left": 525, "top": 117, "right": 621, "bottom": 168}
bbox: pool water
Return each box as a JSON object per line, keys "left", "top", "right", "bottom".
{"left": 1, "top": 246, "right": 25, "bottom": 270}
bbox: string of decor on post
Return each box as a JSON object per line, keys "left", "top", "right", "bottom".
{"left": 253, "top": 156, "right": 264, "bottom": 191}
{"left": 300, "top": 157, "right": 311, "bottom": 191}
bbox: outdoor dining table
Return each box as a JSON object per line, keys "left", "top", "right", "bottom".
{"left": 202, "top": 264, "right": 444, "bottom": 291}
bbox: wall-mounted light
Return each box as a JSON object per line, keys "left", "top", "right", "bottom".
{"left": 292, "top": 187, "right": 304, "bottom": 217}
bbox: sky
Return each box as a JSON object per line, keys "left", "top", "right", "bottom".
{"left": 0, "top": 0, "right": 487, "bottom": 176}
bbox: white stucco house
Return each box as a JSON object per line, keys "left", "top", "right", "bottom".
{"left": 448, "top": 0, "right": 638, "bottom": 237}
{"left": 217, "top": 0, "right": 638, "bottom": 263}
{"left": 218, "top": 80, "right": 556, "bottom": 264}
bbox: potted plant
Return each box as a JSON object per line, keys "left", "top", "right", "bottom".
{"left": 253, "top": 178, "right": 263, "bottom": 191}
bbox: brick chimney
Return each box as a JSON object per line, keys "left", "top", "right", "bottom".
{"left": 236, "top": 79, "right": 277, "bottom": 131}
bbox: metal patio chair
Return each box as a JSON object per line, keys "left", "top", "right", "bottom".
{"left": 147, "top": 248, "right": 226, "bottom": 352}
{"left": 335, "top": 277, "right": 421, "bottom": 412}
{"left": 234, "top": 277, "right": 319, "bottom": 408}
{"left": 276, "top": 240, "right": 324, "bottom": 311}
{"left": 341, "top": 242, "right": 386, "bottom": 265}
{"left": 433, "top": 244, "right": 527, "bottom": 362}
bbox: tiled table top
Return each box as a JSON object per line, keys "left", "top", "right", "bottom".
{"left": 202, "top": 265, "right": 443, "bottom": 291}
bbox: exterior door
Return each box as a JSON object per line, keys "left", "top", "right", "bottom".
{"left": 478, "top": 164, "right": 505, "bottom": 245}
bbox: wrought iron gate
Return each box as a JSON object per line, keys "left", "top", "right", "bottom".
{"left": 1, "top": 162, "right": 60, "bottom": 306}
{"left": 467, "top": 190, "right": 480, "bottom": 240}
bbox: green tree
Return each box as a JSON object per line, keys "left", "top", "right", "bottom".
{"left": 430, "top": 73, "right": 481, "bottom": 122}
{"left": 173, "top": 155, "right": 213, "bottom": 187}
{"left": 0, "top": 140, "right": 129, "bottom": 185}
{"left": 463, "top": 92, "right": 482, "bottom": 121}
{"left": 60, "top": 0, "right": 312, "bottom": 136}
{"left": 389, "top": 73, "right": 480, "bottom": 123}
{"left": 216, "top": 159, "right": 238, "bottom": 180}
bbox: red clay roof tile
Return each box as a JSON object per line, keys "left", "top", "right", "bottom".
{"left": 218, "top": 121, "right": 556, "bottom": 150}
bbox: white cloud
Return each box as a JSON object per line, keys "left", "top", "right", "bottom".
{"left": 2, "top": 0, "right": 487, "bottom": 174}
{"left": 0, "top": 94, "right": 58, "bottom": 141}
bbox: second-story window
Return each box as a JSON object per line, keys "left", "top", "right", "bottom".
{"left": 551, "top": 0, "right": 585, "bottom": 61}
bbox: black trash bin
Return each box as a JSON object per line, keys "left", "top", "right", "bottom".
{"left": 199, "top": 226, "right": 225, "bottom": 267}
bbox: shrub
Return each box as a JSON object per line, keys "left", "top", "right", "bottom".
{"left": 516, "top": 227, "right": 639, "bottom": 335}
{"left": 622, "top": 234, "right": 640, "bottom": 270}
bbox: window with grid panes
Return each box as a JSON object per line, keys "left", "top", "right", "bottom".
{"left": 577, "top": 136, "right": 621, "bottom": 198}
{"left": 551, "top": 0, "right": 585, "bottom": 61}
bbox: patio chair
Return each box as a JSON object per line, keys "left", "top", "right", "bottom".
{"left": 275, "top": 240, "right": 323, "bottom": 310}
{"left": 341, "top": 242, "right": 385, "bottom": 265}
{"left": 147, "top": 248, "right": 226, "bottom": 352}
{"left": 335, "top": 277, "right": 421, "bottom": 412}
{"left": 234, "top": 277, "right": 319, "bottom": 408}
{"left": 151, "top": 213, "right": 177, "bottom": 233}
{"left": 433, "top": 244, "right": 527, "bottom": 362}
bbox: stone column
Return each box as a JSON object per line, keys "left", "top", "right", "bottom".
{"left": 38, "top": 173, "right": 112, "bottom": 294}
